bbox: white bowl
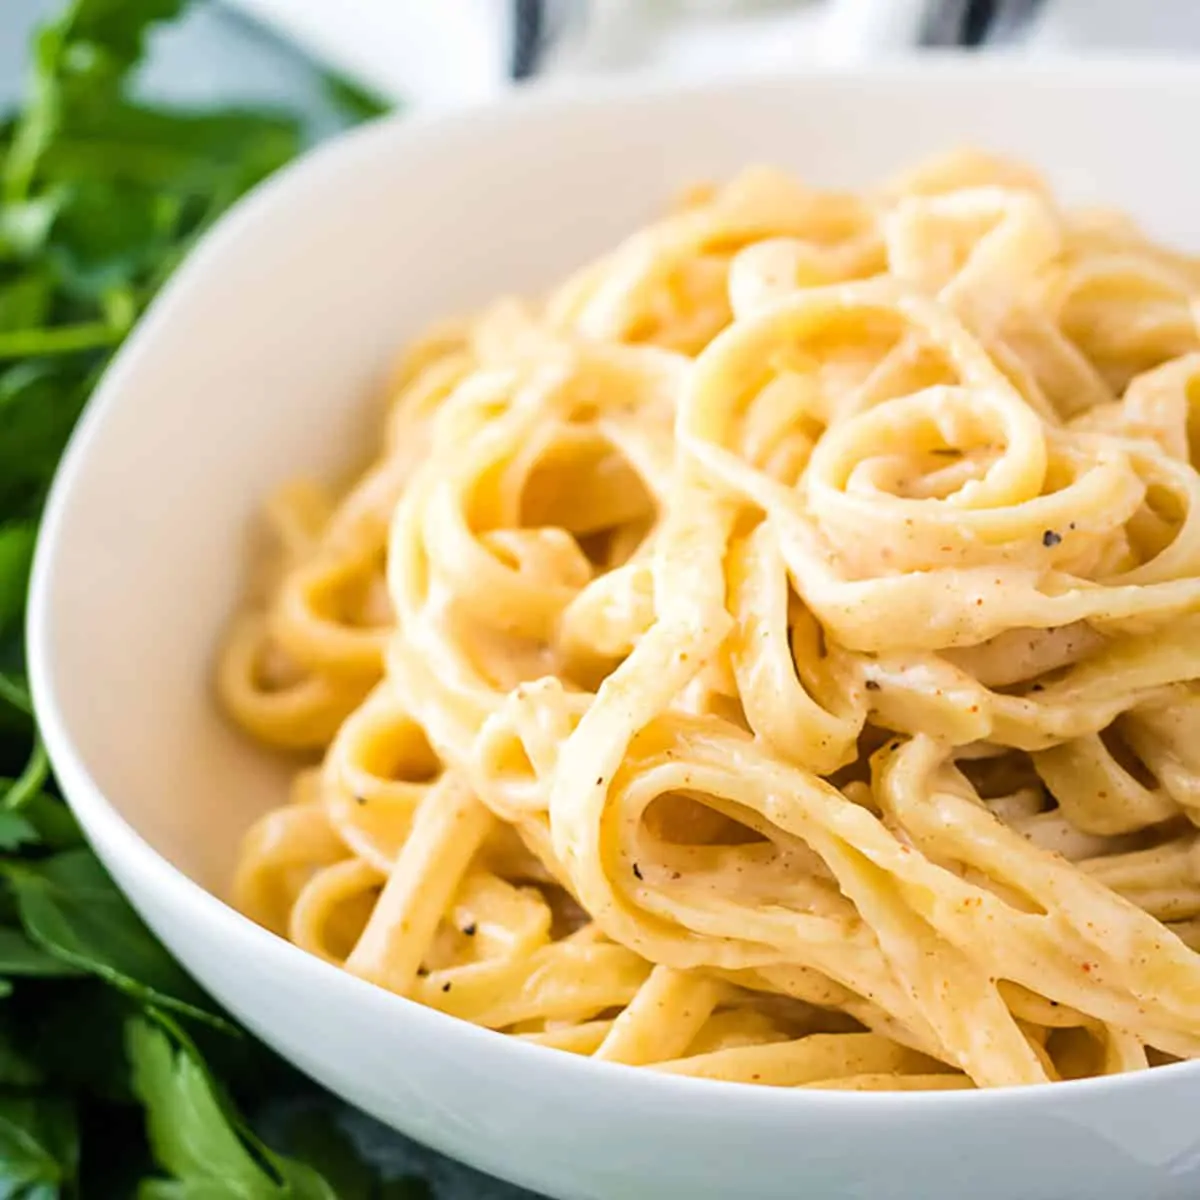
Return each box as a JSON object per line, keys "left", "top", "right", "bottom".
{"left": 29, "top": 61, "right": 1200, "bottom": 1200}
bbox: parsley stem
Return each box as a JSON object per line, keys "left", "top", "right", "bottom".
{"left": 0, "top": 321, "right": 124, "bottom": 360}
{"left": 0, "top": 672, "right": 32, "bottom": 716}
{"left": 4, "top": 737, "right": 49, "bottom": 811}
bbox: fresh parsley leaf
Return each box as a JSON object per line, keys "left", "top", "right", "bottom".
{"left": 0, "top": 811, "right": 37, "bottom": 853}
{"left": 0, "top": 272, "right": 53, "bottom": 333}
{"left": 129, "top": 1015, "right": 345, "bottom": 1200}
{"left": 0, "top": 672, "right": 31, "bottom": 721}
{"left": 0, "top": 192, "right": 64, "bottom": 260}
{"left": 0, "top": 1093, "right": 78, "bottom": 1198}
{"left": 319, "top": 73, "right": 391, "bottom": 125}
{"left": 48, "top": 177, "right": 181, "bottom": 305}
{"left": 40, "top": 100, "right": 302, "bottom": 194}
{"left": 5, "top": 849, "right": 228, "bottom": 1026}
{"left": 4, "top": 0, "right": 189, "bottom": 205}
{"left": 17, "top": 793, "right": 82, "bottom": 850}
{"left": 0, "top": 362, "right": 91, "bottom": 519}
{"left": 0, "top": 522, "right": 36, "bottom": 642}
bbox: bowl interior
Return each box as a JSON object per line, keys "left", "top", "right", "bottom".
{"left": 32, "top": 62, "right": 1200, "bottom": 897}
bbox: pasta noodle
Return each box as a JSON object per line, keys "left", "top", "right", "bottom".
{"left": 220, "top": 149, "right": 1200, "bottom": 1090}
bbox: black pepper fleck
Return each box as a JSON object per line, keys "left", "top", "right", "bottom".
{"left": 632, "top": 863, "right": 644, "bottom": 880}
{"left": 354, "top": 794, "right": 367, "bottom": 806}
{"left": 1030, "top": 683, "right": 1044, "bottom": 693}
{"left": 463, "top": 923, "right": 477, "bottom": 937}
{"left": 596, "top": 777, "right": 604, "bottom": 786}
{"left": 442, "top": 982, "right": 452, "bottom": 993}
{"left": 1042, "top": 529, "right": 1062, "bottom": 548}
{"left": 865, "top": 680, "right": 881, "bottom": 691}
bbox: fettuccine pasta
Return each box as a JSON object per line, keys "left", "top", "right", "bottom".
{"left": 220, "top": 149, "right": 1200, "bottom": 1090}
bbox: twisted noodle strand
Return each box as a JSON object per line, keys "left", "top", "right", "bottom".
{"left": 220, "top": 151, "right": 1200, "bottom": 1089}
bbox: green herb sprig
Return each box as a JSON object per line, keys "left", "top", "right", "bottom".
{"left": 0, "top": 1, "right": 413, "bottom": 1195}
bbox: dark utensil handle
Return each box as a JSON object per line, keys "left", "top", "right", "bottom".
{"left": 922, "top": 0, "right": 1048, "bottom": 46}
{"left": 511, "top": 0, "right": 547, "bottom": 79}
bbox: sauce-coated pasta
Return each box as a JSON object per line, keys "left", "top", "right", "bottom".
{"left": 220, "top": 150, "right": 1200, "bottom": 1089}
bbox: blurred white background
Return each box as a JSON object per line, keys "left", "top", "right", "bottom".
{"left": 8, "top": 0, "right": 1200, "bottom": 115}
